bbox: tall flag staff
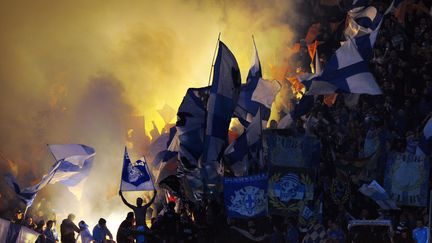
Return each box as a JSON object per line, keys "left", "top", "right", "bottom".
{"left": 252, "top": 35, "right": 266, "bottom": 170}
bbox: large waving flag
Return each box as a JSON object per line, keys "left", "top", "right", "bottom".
{"left": 48, "top": 144, "right": 96, "bottom": 200}
{"left": 234, "top": 45, "right": 280, "bottom": 127}
{"left": 5, "top": 144, "right": 95, "bottom": 204}
{"left": 5, "top": 162, "right": 62, "bottom": 206}
{"left": 121, "top": 147, "right": 154, "bottom": 191}
{"left": 174, "top": 87, "right": 208, "bottom": 170}
{"left": 302, "top": 29, "right": 382, "bottom": 95}
{"left": 0, "top": 218, "right": 39, "bottom": 243}
{"left": 202, "top": 41, "right": 241, "bottom": 179}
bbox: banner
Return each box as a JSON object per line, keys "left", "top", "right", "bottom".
{"left": 121, "top": 147, "right": 154, "bottom": 191}
{"left": 224, "top": 173, "right": 268, "bottom": 218}
{"left": 263, "top": 130, "right": 320, "bottom": 168}
{"left": 384, "top": 152, "right": 430, "bottom": 207}
{"left": 268, "top": 166, "right": 316, "bottom": 216}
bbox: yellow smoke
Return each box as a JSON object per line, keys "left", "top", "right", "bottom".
{"left": 0, "top": 0, "right": 296, "bottom": 233}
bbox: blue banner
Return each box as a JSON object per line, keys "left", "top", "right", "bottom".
{"left": 268, "top": 166, "right": 316, "bottom": 216}
{"left": 384, "top": 152, "right": 430, "bottom": 207}
{"left": 263, "top": 130, "right": 320, "bottom": 168}
{"left": 224, "top": 173, "right": 268, "bottom": 218}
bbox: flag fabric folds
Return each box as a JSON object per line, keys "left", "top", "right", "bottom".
{"left": 48, "top": 144, "right": 96, "bottom": 200}
{"left": 225, "top": 108, "right": 263, "bottom": 168}
{"left": 359, "top": 180, "right": 398, "bottom": 210}
{"left": 301, "top": 32, "right": 382, "bottom": 95}
{"left": 202, "top": 41, "right": 241, "bottom": 179}
{"left": 175, "top": 87, "right": 208, "bottom": 170}
{"left": 121, "top": 147, "right": 154, "bottom": 191}
{"left": 345, "top": 5, "right": 382, "bottom": 40}
{"left": 5, "top": 162, "right": 62, "bottom": 206}
{"left": 48, "top": 144, "right": 95, "bottom": 187}
{"left": 224, "top": 173, "right": 268, "bottom": 218}
{"left": 0, "top": 218, "right": 39, "bottom": 243}
{"left": 234, "top": 47, "right": 280, "bottom": 127}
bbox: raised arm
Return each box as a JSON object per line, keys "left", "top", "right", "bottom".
{"left": 145, "top": 189, "right": 157, "bottom": 207}
{"left": 119, "top": 190, "right": 135, "bottom": 210}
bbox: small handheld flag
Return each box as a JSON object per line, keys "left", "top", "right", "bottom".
{"left": 120, "top": 147, "right": 155, "bottom": 191}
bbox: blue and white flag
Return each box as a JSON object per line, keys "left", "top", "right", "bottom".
{"left": 234, "top": 46, "right": 280, "bottom": 127}
{"left": 5, "top": 161, "right": 62, "bottom": 206}
{"left": 48, "top": 144, "right": 96, "bottom": 200}
{"left": 384, "top": 152, "right": 429, "bottom": 206}
{"left": 359, "top": 180, "right": 398, "bottom": 210}
{"left": 345, "top": 5, "right": 382, "bottom": 40}
{"left": 174, "top": 87, "right": 208, "bottom": 170}
{"left": 202, "top": 41, "right": 241, "bottom": 180}
{"left": 0, "top": 218, "right": 40, "bottom": 243}
{"left": 225, "top": 108, "right": 263, "bottom": 167}
{"left": 301, "top": 30, "right": 382, "bottom": 95}
{"left": 5, "top": 144, "right": 95, "bottom": 204}
{"left": 224, "top": 173, "right": 268, "bottom": 218}
{"left": 121, "top": 147, "right": 154, "bottom": 191}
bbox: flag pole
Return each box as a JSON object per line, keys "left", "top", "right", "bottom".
{"left": 207, "top": 32, "right": 221, "bottom": 87}
{"left": 23, "top": 205, "right": 29, "bottom": 220}
{"left": 253, "top": 35, "right": 265, "bottom": 170}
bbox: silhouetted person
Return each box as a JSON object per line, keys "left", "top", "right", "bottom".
{"left": 92, "top": 218, "right": 113, "bottom": 242}
{"left": 119, "top": 189, "right": 157, "bottom": 243}
{"left": 60, "top": 214, "right": 80, "bottom": 243}
{"left": 117, "top": 212, "right": 135, "bottom": 243}
{"left": 160, "top": 201, "right": 180, "bottom": 243}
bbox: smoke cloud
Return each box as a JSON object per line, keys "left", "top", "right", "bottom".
{"left": 0, "top": 0, "right": 298, "bottom": 231}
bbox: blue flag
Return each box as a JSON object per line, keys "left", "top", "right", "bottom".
{"left": 174, "top": 87, "right": 208, "bottom": 170}
{"left": 202, "top": 41, "right": 241, "bottom": 181}
{"left": 302, "top": 18, "right": 382, "bottom": 95}
{"left": 121, "top": 147, "right": 154, "bottom": 191}
{"left": 5, "top": 161, "right": 62, "bottom": 206}
{"left": 234, "top": 46, "right": 280, "bottom": 127}
{"left": 5, "top": 144, "right": 95, "bottom": 205}
{"left": 224, "top": 173, "right": 268, "bottom": 218}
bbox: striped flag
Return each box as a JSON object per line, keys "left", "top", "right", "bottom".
{"left": 302, "top": 30, "right": 382, "bottom": 95}
{"left": 202, "top": 41, "right": 241, "bottom": 182}
{"left": 234, "top": 44, "right": 280, "bottom": 127}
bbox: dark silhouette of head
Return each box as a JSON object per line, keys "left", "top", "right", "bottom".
{"left": 136, "top": 197, "right": 143, "bottom": 206}
{"left": 98, "top": 218, "right": 107, "bottom": 226}
{"left": 168, "top": 201, "right": 176, "bottom": 211}
{"left": 46, "top": 220, "right": 54, "bottom": 229}
{"left": 126, "top": 212, "right": 134, "bottom": 221}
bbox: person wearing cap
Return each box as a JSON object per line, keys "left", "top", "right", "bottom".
{"left": 92, "top": 218, "right": 113, "bottom": 243}
{"left": 60, "top": 214, "right": 80, "bottom": 243}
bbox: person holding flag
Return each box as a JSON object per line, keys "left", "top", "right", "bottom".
{"left": 119, "top": 147, "right": 157, "bottom": 243}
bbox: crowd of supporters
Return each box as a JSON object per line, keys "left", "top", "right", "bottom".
{"left": 2, "top": 0, "right": 432, "bottom": 242}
